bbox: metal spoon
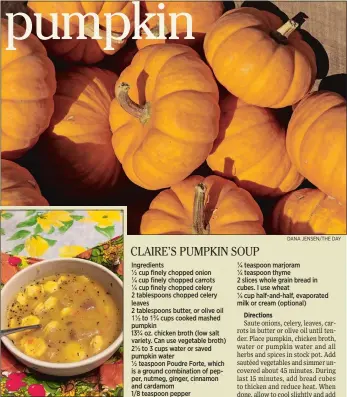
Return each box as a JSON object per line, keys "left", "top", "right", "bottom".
{"left": 1, "top": 324, "right": 41, "bottom": 337}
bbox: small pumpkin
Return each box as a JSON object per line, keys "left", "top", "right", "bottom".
{"left": 272, "top": 188, "right": 346, "bottom": 234}
{"left": 1, "top": 19, "right": 56, "bottom": 160}
{"left": 140, "top": 175, "right": 265, "bottom": 234}
{"left": 207, "top": 95, "right": 304, "bottom": 196}
{"left": 110, "top": 44, "right": 220, "bottom": 190}
{"left": 136, "top": 1, "right": 224, "bottom": 51}
{"left": 35, "top": 67, "right": 120, "bottom": 199}
{"left": 1, "top": 160, "right": 49, "bottom": 206}
{"left": 204, "top": 8, "right": 316, "bottom": 108}
{"left": 28, "top": 1, "right": 134, "bottom": 64}
{"left": 286, "top": 91, "right": 346, "bottom": 204}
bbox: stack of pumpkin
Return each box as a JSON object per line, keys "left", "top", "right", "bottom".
{"left": 1, "top": 1, "right": 346, "bottom": 235}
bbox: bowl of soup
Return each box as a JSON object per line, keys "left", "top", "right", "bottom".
{"left": 1, "top": 258, "right": 123, "bottom": 376}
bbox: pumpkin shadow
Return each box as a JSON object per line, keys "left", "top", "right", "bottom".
{"left": 203, "top": 176, "right": 228, "bottom": 227}
{"left": 208, "top": 95, "right": 238, "bottom": 156}
{"left": 299, "top": 29, "right": 329, "bottom": 79}
{"left": 273, "top": 106, "right": 293, "bottom": 129}
{"left": 96, "top": 39, "right": 138, "bottom": 75}
{"left": 267, "top": 213, "right": 317, "bottom": 235}
{"left": 241, "top": 1, "right": 287, "bottom": 21}
{"left": 241, "top": 1, "right": 330, "bottom": 79}
{"left": 319, "top": 73, "right": 347, "bottom": 99}
{"left": 223, "top": 1, "right": 236, "bottom": 12}
{"left": 19, "top": 138, "right": 120, "bottom": 205}
{"left": 112, "top": 178, "right": 161, "bottom": 235}
{"left": 136, "top": 70, "right": 149, "bottom": 105}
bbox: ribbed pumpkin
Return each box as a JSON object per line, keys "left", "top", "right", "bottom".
{"left": 140, "top": 175, "right": 265, "bottom": 234}
{"left": 28, "top": 1, "right": 134, "bottom": 64}
{"left": 136, "top": 1, "right": 224, "bottom": 50}
{"left": 110, "top": 44, "right": 220, "bottom": 190}
{"left": 1, "top": 160, "right": 49, "bottom": 206}
{"left": 272, "top": 188, "right": 346, "bottom": 234}
{"left": 207, "top": 95, "right": 304, "bottom": 196}
{"left": 204, "top": 8, "right": 316, "bottom": 108}
{"left": 36, "top": 67, "right": 120, "bottom": 199}
{"left": 1, "top": 19, "right": 56, "bottom": 160}
{"left": 287, "top": 91, "right": 346, "bottom": 204}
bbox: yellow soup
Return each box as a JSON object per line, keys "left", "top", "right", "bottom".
{"left": 7, "top": 273, "right": 121, "bottom": 363}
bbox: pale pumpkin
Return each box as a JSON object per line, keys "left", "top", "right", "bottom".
{"left": 286, "top": 91, "right": 346, "bottom": 204}
{"left": 137, "top": 1, "right": 224, "bottom": 50}
{"left": 1, "top": 160, "right": 49, "bottom": 206}
{"left": 272, "top": 188, "right": 346, "bottom": 235}
{"left": 36, "top": 67, "right": 120, "bottom": 199}
{"left": 207, "top": 95, "right": 304, "bottom": 196}
{"left": 204, "top": 8, "right": 316, "bottom": 108}
{"left": 140, "top": 175, "right": 265, "bottom": 234}
{"left": 110, "top": 44, "right": 220, "bottom": 190}
{"left": 28, "top": 1, "right": 134, "bottom": 64}
{"left": 1, "top": 19, "right": 56, "bottom": 160}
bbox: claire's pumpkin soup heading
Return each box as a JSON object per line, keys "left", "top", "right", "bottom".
{"left": 5, "top": 1, "right": 195, "bottom": 51}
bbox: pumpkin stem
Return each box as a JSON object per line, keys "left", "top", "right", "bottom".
{"left": 271, "top": 12, "right": 308, "bottom": 44}
{"left": 192, "top": 183, "right": 210, "bottom": 235}
{"left": 116, "top": 83, "right": 151, "bottom": 124}
{"left": 84, "top": 23, "right": 126, "bottom": 44}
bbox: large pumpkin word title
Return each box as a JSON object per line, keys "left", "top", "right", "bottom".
{"left": 6, "top": 1, "right": 194, "bottom": 51}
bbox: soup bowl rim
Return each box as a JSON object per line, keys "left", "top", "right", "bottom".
{"left": 1, "top": 257, "right": 123, "bottom": 370}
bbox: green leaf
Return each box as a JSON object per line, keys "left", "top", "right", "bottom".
{"left": 8, "top": 229, "right": 31, "bottom": 241}
{"left": 16, "top": 215, "right": 38, "bottom": 228}
{"left": 1, "top": 212, "right": 13, "bottom": 219}
{"left": 92, "top": 248, "right": 101, "bottom": 256}
{"left": 0, "top": 228, "right": 5, "bottom": 236}
{"left": 71, "top": 215, "right": 84, "bottom": 221}
{"left": 95, "top": 225, "right": 115, "bottom": 239}
{"left": 42, "top": 237, "right": 57, "bottom": 247}
{"left": 113, "top": 235, "right": 123, "bottom": 245}
{"left": 47, "top": 226, "right": 55, "bottom": 234}
{"left": 26, "top": 210, "right": 36, "bottom": 217}
{"left": 34, "top": 224, "right": 43, "bottom": 234}
{"left": 59, "top": 220, "right": 74, "bottom": 233}
{"left": 23, "top": 374, "right": 61, "bottom": 395}
{"left": 11, "top": 244, "right": 25, "bottom": 255}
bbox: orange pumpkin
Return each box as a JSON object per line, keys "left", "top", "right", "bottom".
{"left": 1, "top": 160, "right": 49, "bottom": 206}
{"left": 272, "top": 188, "right": 346, "bottom": 234}
{"left": 1, "top": 19, "right": 56, "bottom": 160}
{"left": 136, "top": 1, "right": 224, "bottom": 51}
{"left": 286, "top": 91, "right": 346, "bottom": 204}
{"left": 140, "top": 175, "right": 265, "bottom": 234}
{"left": 28, "top": 1, "right": 134, "bottom": 64}
{"left": 204, "top": 8, "right": 316, "bottom": 108}
{"left": 207, "top": 95, "right": 303, "bottom": 196}
{"left": 110, "top": 44, "right": 220, "bottom": 190}
{"left": 35, "top": 67, "right": 120, "bottom": 199}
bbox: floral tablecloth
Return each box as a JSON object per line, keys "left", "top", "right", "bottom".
{"left": 1, "top": 210, "right": 124, "bottom": 397}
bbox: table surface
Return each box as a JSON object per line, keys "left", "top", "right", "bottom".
{"left": 1, "top": 210, "right": 124, "bottom": 397}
